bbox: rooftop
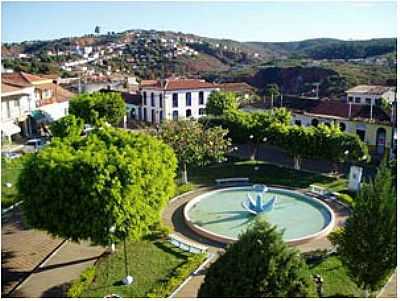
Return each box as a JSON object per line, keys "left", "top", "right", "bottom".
{"left": 346, "top": 85, "right": 394, "bottom": 95}
{"left": 141, "top": 78, "right": 217, "bottom": 91}
{"left": 245, "top": 96, "right": 392, "bottom": 124}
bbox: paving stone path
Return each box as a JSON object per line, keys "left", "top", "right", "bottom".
{"left": 1, "top": 208, "right": 105, "bottom": 297}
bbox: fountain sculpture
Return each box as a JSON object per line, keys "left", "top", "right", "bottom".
{"left": 242, "top": 184, "right": 278, "bottom": 215}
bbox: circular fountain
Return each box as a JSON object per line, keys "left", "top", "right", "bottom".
{"left": 184, "top": 185, "right": 335, "bottom": 245}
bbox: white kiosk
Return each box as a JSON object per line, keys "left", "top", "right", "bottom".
{"left": 348, "top": 165, "right": 363, "bottom": 192}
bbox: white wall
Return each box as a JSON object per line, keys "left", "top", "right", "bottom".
{"left": 141, "top": 87, "right": 218, "bottom": 123}
{"left": 39, "top": 101, "right": 69, "bottom": 122}
{"left": 1, "top": 87, "right": 35, "bottom": 122}
{"left": 347, "top": 89, "right": 396, "bottom": 105}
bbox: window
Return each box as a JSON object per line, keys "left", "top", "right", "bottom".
{"left": 143, "top": 92, "right": 147, "bottom": 105}
{"left": 159, "top": 111, "right": 163, "bottom": 121}
{"left": 143, "top": 108, "right": 147, "bottom": 121}
{"left": 348, "top": 96, "right": 354, "bottom": 102}
{"left": 339, "top": 122, "right": 346, "bottom": 131}
{"left": 355, "top": 97, "right": 361, "bottom": 103}
{"left": 199, "top": 108, "right": 206, "bottom": 115}
{"left": 295, "top": 120, "right": 302, "bottom": 126}
{"left": 173, "top": 93, "right": 178, "bottom": 107}
{"left": 356, "top": 129, "right": 366, "bottom": 142}
{"left": 324, "top": 122, "right": 331, "bottom": 127}
{"left": 151, "top": 109, "right": 155, "bottom": 123}
{"left": 186, "top": 109, "right": 192, "bottom": 117}
{"left": 311, "top": 119, "right": 319, "bottom": 127}
{"left": 159, "top": 94, "right": 162, "bottom": 108}
{"left": 172, "top": 110, "right": 179, "bottom": 120}
{"left": 199, "top": 91, "right": 204, "bottom": 105}
{"left": 13, "top": 100, "right": 19, "bottom": 108}
{"left": 186, "top": 92, "right": 191, "bottom": 106}
{"left": 365, "top": 98, "right": 371, "bottom": 104}
{"left": 151, "top": 93, "right": 155, "bottom": 106}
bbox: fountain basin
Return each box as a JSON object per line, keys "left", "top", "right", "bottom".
{"left": 184, "top": 186, "right": 335, "bottom": 246}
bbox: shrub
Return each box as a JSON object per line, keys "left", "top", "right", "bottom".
{"left": 67, "top": 266, "right": 96, "bottom": 297}
{"left": 335, "top": 193, "right": 354, "bottom": 207}
{"left": 146, "top": 254, "right": 206, "bottom": 297}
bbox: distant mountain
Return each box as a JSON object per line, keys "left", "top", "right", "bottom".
{"left": 246, "top": 38, "right": 397, "bottom": 60}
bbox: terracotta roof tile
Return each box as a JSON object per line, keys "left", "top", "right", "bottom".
{"left": 141, "top": 78, "right": 216, "bottom": 91}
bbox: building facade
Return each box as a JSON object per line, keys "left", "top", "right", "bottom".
{"left": 346, "top": 85, "right": 396, "bottom": 106}
{"left": 137, "top": 79, "right": 218, "bottom": 124}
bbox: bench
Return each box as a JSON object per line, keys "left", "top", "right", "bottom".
{"left": 215, "top": 177, "right": 250, "bottom": 186}
{"left": 168, "top": 234, "right": 208, "bottom": 254}
{"left": 309, "top": 185, "right": 329, "bottom": 196}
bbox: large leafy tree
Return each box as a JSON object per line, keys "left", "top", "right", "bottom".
{"left": 18, "top": 126, "right": 177, "bottom": 246}
{"left": 49, "top": 115, "right": 84, "bottom": 139}
{"left": 329, "top": 160, "right": 396, "bottom": 296}
{"left": 206, "top": 91, "right": 238, "bottom": 116}
{"left": 69, "top": 92, "right": 126, "bottom": 126}
{"left": 159, "top": 120, "right": 231, "bottom": 184}
{"left": 198, "top": 219, "right": 316, "bottom": 298}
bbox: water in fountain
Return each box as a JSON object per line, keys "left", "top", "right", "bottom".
{"left": 242, "top": 184, "right": 278, "bottom": 215}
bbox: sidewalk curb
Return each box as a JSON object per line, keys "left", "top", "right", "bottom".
{"left": 168, "top": 252, "right": 215, "bottom": 298}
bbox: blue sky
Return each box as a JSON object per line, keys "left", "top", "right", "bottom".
{"left": 1, "top": 1, "right": 397, "bottom": 43}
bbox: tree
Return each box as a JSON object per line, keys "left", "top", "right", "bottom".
{"left": 329, "top": 160, "right": 396, "bottom": 296}
{"left": 18, "top": 126, "right": 177, "bottom": 246}
{"left": 95, "top": 26, "right": 101, "bottom": 35}
{"left": 206, "top": 91, "right": 238, "bottom": 116}
{"left": 159, "top": 120, "right": 231, "bottom": 184}
{"left": 198, "top": 219, "right": 316, "bottom": 298}
{"left": 69, "top": 92, "right": 126, "bottom": 126}
{"left": 265, "top": 83, "right": 280, "bottom": 105}
{"left": 49, "top": 115, "right": 84, "bottom": 139}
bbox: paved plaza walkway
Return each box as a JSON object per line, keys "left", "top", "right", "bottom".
{"left": 1, "top": 208, "right": 105, "bottom": 297}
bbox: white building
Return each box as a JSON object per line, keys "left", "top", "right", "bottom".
{"left": 137, "top": 79, "right": 219, "bottom": 124}
{"left": 346, "top": 85, "right": 396, "bottom": 106}
{"left": 1, "top": 72, "right": 75, "bottom": 140}
{"left": 1, "top": 81, "right": 35, "bottom": 142}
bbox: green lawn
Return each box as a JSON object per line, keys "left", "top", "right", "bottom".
{"left": 81, "top": 240, "right": 192, "bottom": 298}
{"left": 1, "top": 156, "right": 27, "bottom": 208}
{"left": 309, "top": 256, "right": 362, "bottom": 297}
{"left": 188, "top": 160, "right": 346, "bottom": 191}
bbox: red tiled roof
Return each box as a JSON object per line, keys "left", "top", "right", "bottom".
{"left": 2, "top": 72, "right": 50, "bottom": 88}
{"left": 141, "top": 78, "right": 216, "bottom": 91}
{"left": 2, "top": 83, "right": 26, "bottom": 94}
{"left": 308, "top": 101, "right": 391, "bottom": 123}
{"left": 99, "top": 89, "right": 142, "bottom": 105}
{"left": 37, "top": 83, "right": 75, "bottom": 107}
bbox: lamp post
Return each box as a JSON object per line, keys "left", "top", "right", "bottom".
{"left": 313, "top": 274, "right": 324, "bottom": 297}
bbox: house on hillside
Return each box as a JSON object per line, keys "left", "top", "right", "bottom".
{"left": 242, "top": 94, "right": 395, "bottom": 156}
{"left": 346, "top": 85, "right": 396, "bottom": 106}
{"left": 216, "top": 82, "right": 257, "bottom": 101}
{"left": 2, "top": 72, "right": 75, "bottom": 140}
{"left": 138, "top": 78, "right": 219, "bottom": 123}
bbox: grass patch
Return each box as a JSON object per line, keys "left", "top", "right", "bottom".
{"left": 309, "top": 256, "right": 362, "bottom": 297}
{"left": 81, "top": 240, "right": 195, "bottom": 298}
{"left": 189, "top": 160, "right": 343, "bottom": 189}
{"left": 1, "top": 155, "right": 29, "bottom": 208}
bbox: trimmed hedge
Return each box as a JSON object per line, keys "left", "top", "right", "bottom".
{"left": 67, "top": 266, "right": 96, "bottom": 297}
{"left": 335, "top": 192, "right": 354, "bottom": 207}
{"left": 146, "top": 253, "right": 207, "bottom": 298}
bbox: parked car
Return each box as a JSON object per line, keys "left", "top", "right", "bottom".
{"left": 23, "top": 138, "right": 48, "bottom": 153}
{"left": 1, "top": 151, "right": 22, "bottom": 160}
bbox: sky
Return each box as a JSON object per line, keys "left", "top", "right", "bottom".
{"left": 1, "top": 1, "right": 397, "bottom": 43}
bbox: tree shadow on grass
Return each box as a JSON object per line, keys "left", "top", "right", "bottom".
{"left": 153, "top": 241, "right": 189, "bottom": 260}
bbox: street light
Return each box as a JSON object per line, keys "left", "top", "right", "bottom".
{"left": 313, "top": 274, "right": 324, "bottom": 297}
{"left": 262, "top": 137, "right": 267, "bottom": 143}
